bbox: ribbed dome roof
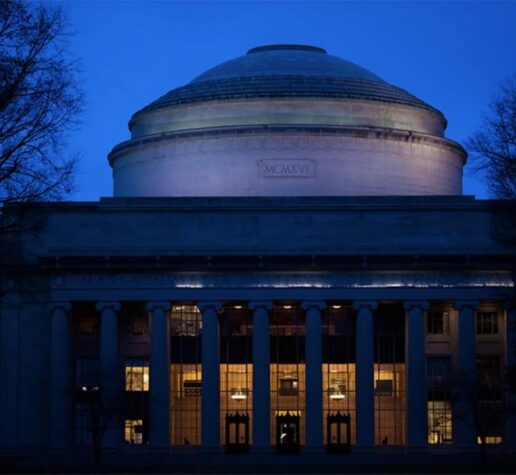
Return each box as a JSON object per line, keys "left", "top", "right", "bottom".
{"left": 136, "top": 45, "right": 442, "bottom": 118}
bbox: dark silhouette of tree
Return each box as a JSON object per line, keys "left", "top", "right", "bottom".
{"left": 467, "top": 74, "right": 516, "bottom": 246}
{"left": 450, "top": 364, "right": 515, "bottom": 464}
{"left": 0, "top": 0, "right": 82, "bottom": 239}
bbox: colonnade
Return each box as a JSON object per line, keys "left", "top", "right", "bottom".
{"left": 48, "top": 299, "right": 514, "bottom": 452}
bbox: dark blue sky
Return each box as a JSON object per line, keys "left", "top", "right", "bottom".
{"left": 63, "top": 1, "right": 516, "bottom": 200}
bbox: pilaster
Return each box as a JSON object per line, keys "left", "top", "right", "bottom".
{"left": 198, "top": 302, "right": 222, "bottom": 451}
{"left": 147, "top": 301, "right": 172, "bottom": 448}
{"left": 404, "top": 300, "right": 429, "bottom": 451}
{"left": 353, "top": 300, "right": 377, "bottom": 450}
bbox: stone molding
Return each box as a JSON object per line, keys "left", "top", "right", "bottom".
{"left": 352, "top": 300, "right": 378, "bottom": 311}
{"left": 48, "top": 301, "right": 71, "bottom": 313}
{"left": 109, "top": 124, "right": 466, "bottom": 164}
{"left": 50, "top": 271, "right": 514, "bottom": 291}
{"left": 197, "top": 301, "right": 223, "bottom": 312}
{"left": 248, "top": 301, "right": 273, "bottom": 311}
{"left": 95, "top": 301, "right": 121, "bottom": 312}
{"left": 403, "top": 300, "right": 430, "bottom": 311}
{"left": 453, "top": 300, "right": 480, "bottom": 311}
{"left": 301, "top": 301, "right": 327, "bottom": 311}
{"left": 146, "top": 301, "right": 172, "bottom": 312}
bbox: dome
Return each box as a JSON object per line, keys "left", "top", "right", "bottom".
{"left": 109, "top": 45, "right": 466, "bottom": 198}
{"left": 135, "top": 44, "right": 442, "bottom": 118}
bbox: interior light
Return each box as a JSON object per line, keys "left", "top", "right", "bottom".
{"left": 332, "top": 305, "right": 342, "bottom": 309}
{"left": 330, "top": 393, "right": 346, "bottom": 400}
{"left": 231, "top": 388, "right": 247, "bottom": 401}
{"left": 234, "top": 305, "right": 243, "bottom": 310}
{"left": 82, "top": 386, "right": 87, "bottom": 392}
{"left": 283, "top": 305, "right": 292, "bottom": 309}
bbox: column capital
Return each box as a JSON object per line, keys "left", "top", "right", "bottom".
{"left": 197, "top": 301, "right": 222, "bottom": 312}
{"left": 96, "top": 301, "right": 121, "bottom": 312}
{"left": 249, "top": 301, "right": 273, "bottom": 311}
{"left": 403, "top": 300, "right": 429, "bottom": 311}
{"left": 453, "top": 300, "right": 480, "bottom": 311}
{"left": 352, "top": 300, "right": 378, "bottom": 311}
{"left": 146, "top": 301, "right": 172, "bottom": 312}
{"left": 48, "top": 301, "right": 71, "bottom": 313}
{"left": 301, "top": 301, "right": 327, "bottom": 311}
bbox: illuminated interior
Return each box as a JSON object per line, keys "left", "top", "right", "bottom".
{"left": 270, "top": 305, "right": 306, "bottom": 448}
{"left": 374, "top": 305, "right": 406, "bottom": 446}
{"left": 170, "top": 305, "right": 202, "bottom": 446}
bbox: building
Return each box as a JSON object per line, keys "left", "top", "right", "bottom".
{"left": 1, "top": 44, "right": 515, "bottom": 464}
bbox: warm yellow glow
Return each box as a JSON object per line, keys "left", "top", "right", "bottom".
{"left": 478, "top": 436, "right": 502, "bottom": 445}
{"left": 331, "top": 305, "right": 342, "bottom": 309}
{"left": 125, "top": 365, "right": 149, "bottom": 391}
{"left": 125, "top": 419, "right": 143, "bottom": 444}
{"left": 234, "top": 305, "right": 243, "bottom": 310}
{"left": 283, "top": 305, "right": 292, "bottom": 309}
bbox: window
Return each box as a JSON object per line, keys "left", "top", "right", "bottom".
{"left": 375, "top": 379, "right": 394, "bottom": 396}
{"left": 183, "top": 380, "right": 201, "bottom": 397}
{"left": 125, "top": 419, "right": 144, "bottom": 444}
{"left": 427, "top": 311, "right": 449, "bottom": 335}
{"left": 127, "top": 312, "right": 148, "bottom": 336}
{"left": 279, "top": 378, "right": 298, "bottom": 396}
{"left": 476, "top": 312, "right": 498, "bottom": 335}
{"left": 477, "top": 355, "right": 501, "bottom": 401}
{"left": 79, "top": 314, "right": 99, "bottom": 335}
{"left": 125, "top": 360, "right": 149, "bottom": 391}
{"left": 477, "top": 436, "right": 503, "bottom": 445}
{"left": 427, "top": 357, "right": 452, "bottom": 444}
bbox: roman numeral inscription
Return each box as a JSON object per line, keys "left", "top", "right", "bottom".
{"left": 259, "top": 159, "right": 316, "bottom": 178}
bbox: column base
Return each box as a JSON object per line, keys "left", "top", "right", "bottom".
{"left": 200, "top": 447, "right": 223, "bottom": 455}
{"left": 353, "top": 445, "right": 377, "bottom": 455}
{"left": 405, "top": 445, "right": 429, "bottom": 455}
{"left": 303, "top": 446, "right": 325, "bottom": 455}
{"left": 251, "top": 446, "right": 274, "bottom": 455}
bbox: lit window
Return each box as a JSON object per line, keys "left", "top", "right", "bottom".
{"left": 183, "top": 380, "right": 201, "bottom": 397}
{"left": 127, "top": 312, "right": 148, "bottom": 336}
{"left": 427, "top": 311, "right": 449, "bottom": 335}
{"left": 125, "top": 361, "right": 149, "bottom": 391}
{"left": 279, "top": 378, "right": 298, "bottom": 396}
{"left": 125, "top": 419, "right": 143, "bottom": 444}
{"left": 476, "top": 312, "right": 498, "bottom": 335}
{"left": 79, "top": 314, "right": 99, "bottom": 335}
{"left": 477, "top": 436, "right": 502, "bottom": 445}
{"left": 375, "top": 379, "right": 393, "bottom": 396}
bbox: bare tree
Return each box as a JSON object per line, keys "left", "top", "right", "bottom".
{"left": 0, "top": 0, "right": 82, "bottom": 239}
{"left": 467, "top": 74, "right": 516, "bottom": 246}
{"left": 450, "top": 364, "right": 515, "bottom": 464}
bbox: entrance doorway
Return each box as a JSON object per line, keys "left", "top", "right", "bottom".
{"left": 326, "top": 412, "right": 351, "bottom": 453}
{"left": 225, "top": 412, "right": 249, "bottom": 453}
{"left": 276, "top": 413, "right": 300, "bottom": 453}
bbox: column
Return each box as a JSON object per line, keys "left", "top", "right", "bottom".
{"left": 302, "top": 301, "right": 326, "bottom": 450}
{"left": 404, "top": 300, "right": 429, "bottom": 450}
{"left": 505, "top": 303, "right": 516, "bottom": 449}
{"left": 353, "top": 300, "right": 377, "bottom": 450}
{"left": 96, "top": 301, "right": 121, "bottom": 448}
{"left": 249, "top": 301, "right": 272, "bottom": 452}
{"left": 453, "top": 300, "right": 479, "bottom": 449}
{"left": 147, "top": 301, "right": 172, "bottom": 448}
{"left": 199, "top": 302, "right": 222, "bottom": 450}
{"left": 50, "top": 302, "right": 72, "bottom": 448}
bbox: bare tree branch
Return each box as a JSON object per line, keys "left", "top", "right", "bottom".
{"left": 0, "top": 0, "right": 83, "bottom": 261}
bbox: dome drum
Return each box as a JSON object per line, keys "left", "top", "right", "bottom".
{"left": 109, "top": 45, "right": 466, "bottom": 198}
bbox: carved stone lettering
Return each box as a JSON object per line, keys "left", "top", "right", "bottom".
{"left": 259, "top": 159, "right": 315, "bottom": 178}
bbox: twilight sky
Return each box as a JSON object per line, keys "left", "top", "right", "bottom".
{"left": 61, "top": 0, "right": 516, "bottom": 201}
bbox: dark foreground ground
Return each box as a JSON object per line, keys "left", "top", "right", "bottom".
{"left": 2, "top": 449, "right": 516, "bottom": 474}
